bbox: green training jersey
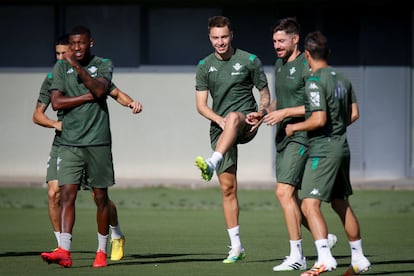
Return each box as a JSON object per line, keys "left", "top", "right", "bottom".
{"left": 195, "top": 48, "right": 268, "bottom": 120}
{"left": 274, "top": 53, "right": 310, "bottom": 151}
{"left": 304, "top": 66, "right": 357, "bottom": 143}
{"left": 50, "top": 56, "right": 113, "bottom": 147}
{"left": 37, "top": 72, "right": 64, "bottom": 146}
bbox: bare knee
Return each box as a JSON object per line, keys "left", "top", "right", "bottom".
{"left": 301, "top": 198, "right": 319, "bottom": 218}
{"left": 93, "top": 189, "right": 109, "bottom": 207}
{"left": 330, "top": 198, "right": 349, "bottom": 215}
{"left": 47, "top": 181, "right": 60, "bottom": 202}
{"left": 225, "top": 112, "right": 245, "bottom": 127}
{"left": 221, "top": 183, "right": 236, "bottom": 198}
{"left": 275, "top": 183, "right": 296, "bottom": 203}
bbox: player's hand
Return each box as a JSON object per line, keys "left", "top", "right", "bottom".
{"left": 246, "top": 112, "right": 265, "bottom": 133}
{"left": 245, "top": 111, "right": 262, "bottom": 125}
{"left": 215, "top": 117, "right": 226, "bottom": 130}
{"left": 128, "top": 101, "right": 143, "bottom": 114}
{"left": 285, "top": 124, "right": 294, "bottom": 137}
{"left": 53, "top": 121, "right": 62, "bottom": 131}
{"left": 263, "top": 110, "right": 285, "bottom": 126}
{"left": 63, "top": 49, "right": 79, "bottom": 68}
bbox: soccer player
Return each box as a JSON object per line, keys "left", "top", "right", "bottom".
{"left": 247, "top": 17, "right": 336, "bottom": 271}
{"left": 34, "top": 35, "right": 140, "bottom": 262}
{"left": 194, "top": 16, "right": 270, "bottom": 263}
{"left": 40, "top": 26, "right": 140, "bottom": 268}
{"left": 284, "top": 31, "right": 371, "bottom": 275}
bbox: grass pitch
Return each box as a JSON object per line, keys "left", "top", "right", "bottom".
{"left": 0, "top": 187, "right": 413, "bottom": 275}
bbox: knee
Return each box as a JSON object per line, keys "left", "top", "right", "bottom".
{"left": 331, "top": 198, "right": 349, "bottom": 215}
{"left": 300, "top": 201, "right": 311, "bottom": 217}
{"left": 48, "top": 185, "right": 60, "bottom": 202}
{"left": 221, "top": 183, "right": 236, "bottom": 198}
{"left": 275, "top": 184, "right": 295, "bottom": 202}
{"left": 47, "top": 188, "right": 56, "bottom": 200}
{"left": 275, "top": 187, "right": 285, "bottom": 201}
{"left": 93, "top": 191, "right": 109, "bottom": 206}
{"left": 225, "top": 112, "right": 244, "bottom": 126}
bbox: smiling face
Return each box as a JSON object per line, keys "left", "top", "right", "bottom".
{"left": 69, "top": 33, "right": 93, "bottom": 62}
{"left": 272, "top": 30, "right": 298, "bottom": 62}
{"left": 209, "top": 25, "right": 233, "bottom": 60}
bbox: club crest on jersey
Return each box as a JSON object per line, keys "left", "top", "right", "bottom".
{"left": 88, "top": 66, "right": 98, "bottom": 77}
{"left": 231, "top": 63, "right": 243, "bottom": 75}
{"left": 89, "top": 66, "right": 98, "bottom": 74}
{"left": 209, "top": 66, "right": 218, "bottom": 72}
{"left": 233, "top": 63, "right": 242, "bottom": 71}
{"left": 289, "top": 67, "right": 296, "bottom": 75}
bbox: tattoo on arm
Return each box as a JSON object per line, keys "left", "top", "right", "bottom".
{"left": 258, "top": 88, "right": 270, "bottom": 112}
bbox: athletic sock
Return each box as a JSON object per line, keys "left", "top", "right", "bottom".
{"left": 289, "top": 239, "right": 303, "bottom": 260}
{"left": 59, "top": 232, "right": 72, "bottom": 251}
{"left": 110, "top": 224, "right": 123, "bottom": 239}
{"left": 315, "top": 239, "right": 333, "bottom": 262}
{"left": 54, "top": 231, "right": 61, "bottom": 247}
{"left": 97, "top": 232, "right": 109, "bottom": 253}
{"left": 208, "top": 152, "right": 223, "bottom": 169}
{"left": 228, "top": 225, "right": 242, "bottom": 249}
{"left": 349, "top": 239, "right": 365, "bottom": 261}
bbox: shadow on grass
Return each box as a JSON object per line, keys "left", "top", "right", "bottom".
{"left": 0, "top": 250, "right": 95, "bottom": 257}
{"left": 2, "top": 251, "right": 414, "bottom": 275}
{"left": 361, "top": 259, "right": 414, "bottom": 275}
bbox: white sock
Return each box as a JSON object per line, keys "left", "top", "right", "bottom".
{"left": 54, "top": 231, "right": 60, "bottom": 247}
{"left": 208, "top": 152, "right": 223, "bottom": 169}
{"left": 350, "top": 239, "right": 365, "bottom": 261}
{"left": 59, "top": 232, "right": 72, "bottom": 251}
{"left": 315, "top": 239, "right": 333, "bottom": 262}
{"left": 110, "top": 224, "right": 123, "bottom": 239}
{"left": 97, "top": 232, "right": 109, "bottom": 253}
{"left": 289, "top": 239, "right": 303, "bottom": 260}
{"left": 228, "top": 225, "right": 242, "bottom": 249}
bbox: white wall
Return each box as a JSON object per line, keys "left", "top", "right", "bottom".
{"left": 361, "top": 66, "right": 411, "bottom": 178}
{"left": 0, "top": 69, "right": 275, "bottom": 187}
{"left": 0, "top": 66, "right": 410, "bottom": 187}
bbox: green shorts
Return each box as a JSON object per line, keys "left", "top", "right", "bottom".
{"left": 57, "top": 145, "right": 115, "bottom": 188}
{"left": 46, "top": 145, "right": 59, "bottom": 182}
{"left": 301, "top": 137, "right": 353, "bottom": 202}
{"left": 210, "top": 122, "right": 258, "bottom": 175}
{"left": 275, "top": 142, "right": 308, "bottom": 187}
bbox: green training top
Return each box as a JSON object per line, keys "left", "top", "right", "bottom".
{"left": 37, "top": 72, "right": 64, "bottom": 146}
{"left": 195, "top": 48, "right": 268, "bottom": 123}
{"left": 304, "top": 66, "right": 357, "bottom": 143}
{"left": 274, "top": 53, "right": 310, "bottom": 151}
{"left": 37, "top": 73, "right": 117, "bottom": 147}
{"left": 50, "top": 56, "right": 113, "bottom": 147}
